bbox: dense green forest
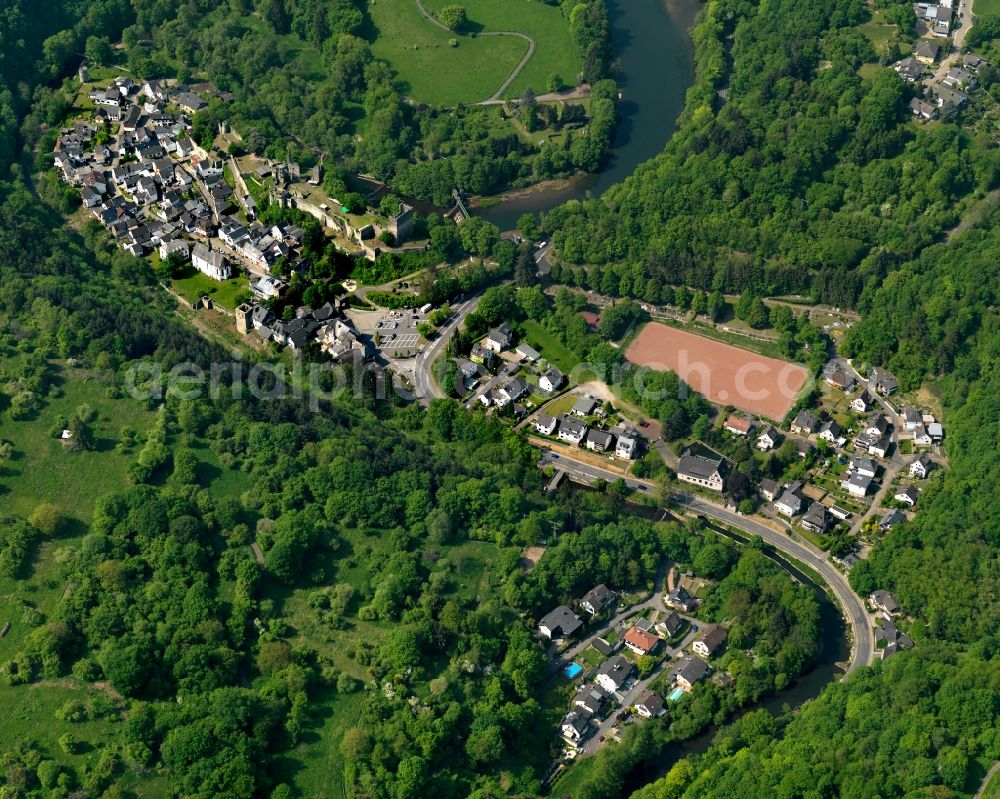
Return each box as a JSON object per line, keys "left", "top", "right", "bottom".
{"left": 544, "top": 0, "right": 1000, "bottom": 308}
{"left": 1, "top": 0, "right": 999, "bottom": 797}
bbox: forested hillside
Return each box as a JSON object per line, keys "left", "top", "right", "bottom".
{"left": 545, "top": 0, "right": 1000, "bottom": 307}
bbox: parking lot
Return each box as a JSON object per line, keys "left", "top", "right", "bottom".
{"left": 375, "top": 309, "right": 429, "bottom": 356}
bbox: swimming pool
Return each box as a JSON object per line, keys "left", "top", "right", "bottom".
{"left": 668, "top": 687, "right": 685, "bottom": 702}
{"left": 564, "top": 663, "right": 583, "bottom": 679}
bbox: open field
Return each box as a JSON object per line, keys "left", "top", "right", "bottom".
{"left": 366, "top": 0, "right": 526, "bottom": 105}
{"left": 171, "top": 270, "right": 249, "bottom": 310}
{"left": 420, "top": 0, "right": 582, "bottom": 98}
{"left": 625, "top": 322, "right": 809, "bottom": 420}
{"left": 522, "top": 319, "right": 579, "bottom": 372}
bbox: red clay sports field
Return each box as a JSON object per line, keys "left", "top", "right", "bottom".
{"left": 625, "top": 323, "right": 809, "bottom": 420}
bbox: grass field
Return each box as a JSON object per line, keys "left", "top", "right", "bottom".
{"left": 171, "top": 270, "right": 250, "bottom": 310}
{"left": 522, "top": 320, "right": 579, "bottom": 373}
{"left": 366, "top": 0, "right": 525, "bottom": 105}
{"left": 974, "top": 0, "right": 1000, "bottom": 17}
{"left": 366, "top": 0, "right": 579, "bottom": 105}
{"left": 420, "top": 0, "right": 582, "bottom": 97}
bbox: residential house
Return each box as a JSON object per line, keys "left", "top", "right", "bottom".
{"left": 692, "top": 625, "right": 727, "bottom": 658}
{"left": 580, "top": 585, "right": 616, "bottom": 616}
{"left": 914, "top": 39, "right": 940, "bottom": 63}
{"left": 895, "top": 484, "right": 920, "bottom": 507}
{"left": 175, "top": 91, "right": 206, "bottom": 114}
{"left": 758, "top": 478, "right": 780, "bottom": 503}
{"left": 851, "top": 389, "right": 876, "bottom": 413}
{"left": 964, "top": 53, "right": 989, "bottom": 70}
{"left": 615, "top": 429, "right": 640, "bottom": 461}
{"left": 870, "top": 367, "right": 899, "bottom": 396}
{"left": 850, "top": 456, "right": 878, "bottom": 479}
{"left": 534, "top": 413, "right": 558, "bottom": 436}
{"left": 657, "top": 611, "right": 684, "bottom": 639}
{"left": 756, "top": 426, "right": 781, "bottom": 451}
{"left": 893, "top": 56, "right": 926, "bottom": 82}
{"left": 841, "top": 473, "right": 874, "bottom": 498}
{"left": 573, "top": 685, "right": 609, "bottom": 717}
{"left": 879, "top": 508, "right": 907, "bottom": 532}
{"left": 515, "top": 343, "right": 540, "bottom": 362}
{"left": 677, "top": 448, "right": 728, "bottom": 492}
{"left": 869, "top": 434, "right": 892, "bottom": 459}
{"left": 538, "top": 605, "right": 583, "bottom": 639}
{"left": 539, "top": 366, "right": 565, "bottom": 393}
{"left": 902, "top": 408, "right": 923, "bottom": 431}
{"left": 624, "top": 625, "right": 662, "bottom": 656}
{"left": 499, "top": 376, "right": 529, "bottom": 405}
{"left": 675, "top": 657, "right": 709, "bottom": 691}
{"left": 928, "top": 422, "right": 944, "bottom": 442}
{"left": 191, "top": 243, "right": 231, "bottom": 280}
{"left": 774, "top": 487, "right": 803, "bottom": 517}
{"left": 724, "top": 415, "right": 753, "bottom": 436}
{"left": 251, "top": 275, "right": 286, "bottom": 300}
{"left": 560, "top": 711, "right": 592, "bottom": 743}
{"left": 557, "top": 414, "right": 588, "bottom": 445}
{"left": 159, "top": 238, "right": 190, "bottom": 261}
{"left": 585, "top": 429, "right": 614, "bottom": 453}
{"left": 791, "top": 410, "right": 819, "bottom": 435}
{"left": 943, "top": 67, "right": 977, "bottom": 91}
{"left": 801, "top": 502, "right": 829, "bottom": 534}
{"left": 875, "top": 618, "right": 914, "bottom": 660}
{"left": 485, "top": 323, "right": 513, "bottom": 352}
{"left": 634, "top": 692, "right": 667, "bottom": 719}
{"left": 910, "top": 97, "right": 938, "bottom": 122}
{"left": 910, "top": 425, "right": 933, "bottom": 446}
{"left": 665, "top": 585, "right": 698, "bottom": 613}
{"left": 818, "top": 420, "right": 842, "bottom": 445}
{"left": 571, "top": 396, "right": 599, "bottom": 417}
{"left": 454, "top": 358, "right": 482, "bottom": 386}
{"left": 595, "top": 655, "right": 635, "bottom": 694}
{"left": 824, "top": 365, "right": 855, "bottom": 392}
{"left": 469, "top": 343, "right": 492, "bottom": 365}
{"left": 870, "top": 589, "right": 900, "bottom": 616}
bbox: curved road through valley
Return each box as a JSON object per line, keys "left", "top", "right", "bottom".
{"left": 540, "top": 452, "right": 875, "bottom": 673}
{"left": 414, "top": 0, "right": 536, "bottom": 104}
{"left": 412, "top": 292, "right": 483, "bottom": 401}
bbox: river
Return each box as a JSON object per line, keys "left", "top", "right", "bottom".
{"left": 473, "top": 0, "right": 699, "bottom": 230}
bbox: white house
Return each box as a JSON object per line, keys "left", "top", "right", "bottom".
{"left": 756, "top": 426, "right": 780, "bottom": 451}
{"left": 539, "top": 366, "right": 565, "bottom": 393}
{"left": 557, "top": 414, "right": 587, "bottom": 444}
{"left": 595, "top": 656, "right": 635, "bottom": 694}
{"left": 191, "top": 243, "right": 231, "bottom": 280}
{"left": 895, "top": 484, "right": 920, "bottom": 507}
{"left": 910, "top": 453, "right": 932, "bottom": 479}
{"left": 534, "top": 413, "right": 558, "bottom": 436}
{"left": 774, "top": 489, "right": 803, "bottom": 517}
{"left": 677, "top": 449, "right": 727, "bottom": 491}
{"left": 485, "top": 323, "right": 513, "bottom": 352}
{"left": 841, "top": 473, "right": 873, "bottom": 498}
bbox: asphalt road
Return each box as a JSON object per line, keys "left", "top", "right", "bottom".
{"left": 411, "top": 292, "right": 483, "bottom": 401}
{"left": 540, "top": 449, "right": 875, "bottom": 673}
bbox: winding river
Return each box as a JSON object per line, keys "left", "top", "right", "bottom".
{"left": 473, "top": 0, "right": 699, "bottom": 230}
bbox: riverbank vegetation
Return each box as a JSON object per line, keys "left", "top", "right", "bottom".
{"left": 543, "top": 0, "right": 1000, "bottom": 308}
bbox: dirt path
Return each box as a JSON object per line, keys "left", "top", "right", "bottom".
{"left": 250, "top": 541, "right": 265, "bottom": 565}
{"left": 413, "top": 0, "right": 536, "bottom": 104}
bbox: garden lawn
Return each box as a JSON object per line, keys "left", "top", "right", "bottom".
{"left": 420, "top": 0, "right": 582, "bottom": 98}
{"left": 171, "top": 271, "right": 250, "bottom": 310}
{"left": 366, "top": 0, "right": 526, "bottom": 105}
{"left": 522, "top": 320, "right": 579, "bottom": 372}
